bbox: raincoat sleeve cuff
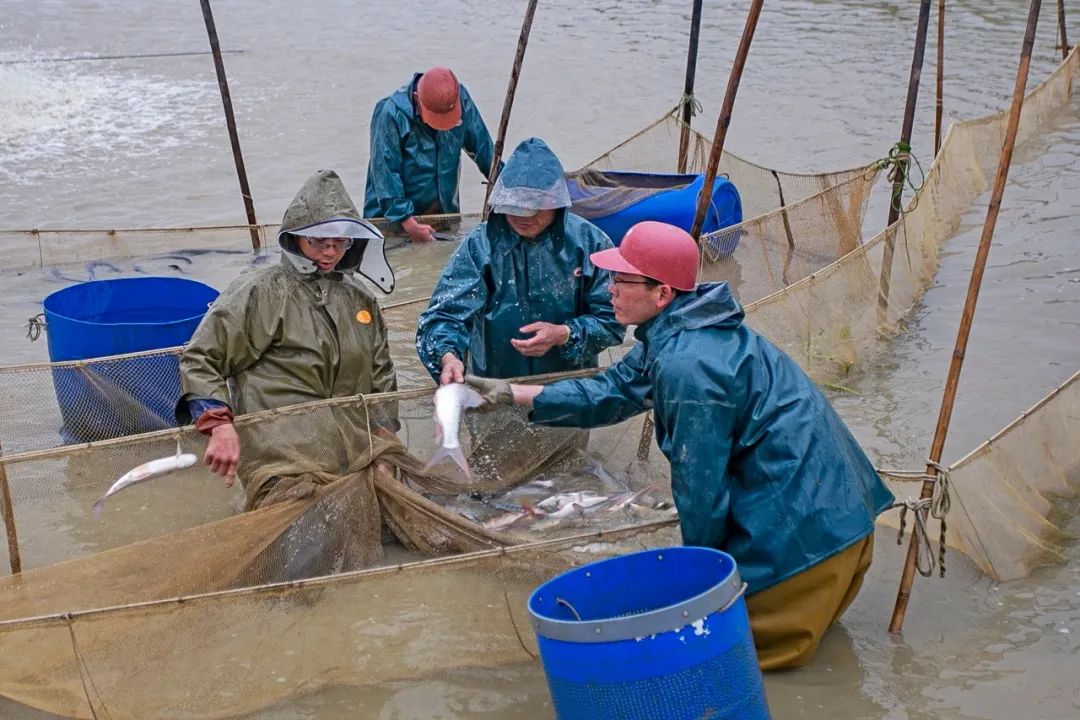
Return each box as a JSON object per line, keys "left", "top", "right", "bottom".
{"left": 528, "top": 384, "right": 586, "bottom": 427}
{"left": 556, "top": 321, "right": 586, "bottom": 364}
{"left": 194, "top": 405, "right": 235, "bottom": 436}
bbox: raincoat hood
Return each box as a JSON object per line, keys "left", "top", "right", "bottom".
{"left": 488, "top": 137, "right": 572, "bottom": 215}
{"left": 636, "top": 282, "right": 744, "bottom": 347}
{"left": 279, "top": 169, "right": 395, "bottom": 294}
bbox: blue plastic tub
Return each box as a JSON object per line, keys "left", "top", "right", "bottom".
{"left": 528, "top": 547, "right": 770, "bottom": 720}
{"left": 567, "top": 171, "right": 743, "bottom": 251}
{"left": 42, "top": 277, "right": 219, "bottom": 442}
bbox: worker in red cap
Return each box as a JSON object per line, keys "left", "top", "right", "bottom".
{"left": 463, "top": 220, "right": 894, "bottom": 671}
{"left": 364, "top": 67, "right": 497, "bottom": 243}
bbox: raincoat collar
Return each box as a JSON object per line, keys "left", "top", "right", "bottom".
{"left": 634, "top": 282, "right": 744, "bottom": 349}
{"left": 390, "top": 74, "right": 430, "bottom": 127}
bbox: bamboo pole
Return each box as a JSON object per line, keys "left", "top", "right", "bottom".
{"left": 677, "top": 0, "right": 706, "bottom": 173}
{"left": 689, "top": 0, "right": 764, "bottom": 240}
{"left": 199, "top": 0, "right": 261, "bottom": 252}
{"left": 889, "top": 0, "right": 1043, "bottom": 635}
{"left": 1058, "top": 0, "right": 1070, "bottom": 59}
{"left": 875, "top": 0, "right": 933, "bottom": 327}
{"left": 0, "top": 442, "right": 22, "bottom": 575}
{"left": 934, "top": 0, "right": 945, "bottom": 156}
{"left": 483, "top": 0, "right": 540, "bottom": 213}
{"left": 638, "top": 0, "right": 763, "bottom": 463}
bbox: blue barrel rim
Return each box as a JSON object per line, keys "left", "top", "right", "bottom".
{"left": 529, "top": 548, "right": 746, "bottom": 644}
{"left": 42, "top": 276, "right": 218, "bottom": 328}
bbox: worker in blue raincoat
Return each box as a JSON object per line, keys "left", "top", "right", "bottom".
{"left": 416, "top": 137, "right": 625, "bottom": 385}
{"left": 464, "top": 221, "right": 895, "bottom": 671}
{"left": 364, "top": 67, "right": 497, "bottom": 243}
{"left": 416, "top": 137, "right": 626, "bottom": 483}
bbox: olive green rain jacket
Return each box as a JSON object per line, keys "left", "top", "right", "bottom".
{"left": 178, "top": 168, "right": 398, "bottom": 425}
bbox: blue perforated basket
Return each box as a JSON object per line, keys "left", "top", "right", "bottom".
{"left": 528, "top": 547, "right": 770, "bottom": 720}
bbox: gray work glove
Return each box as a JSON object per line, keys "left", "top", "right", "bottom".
{"left": 464, "top": 375, "right": 514, "bottom": 406}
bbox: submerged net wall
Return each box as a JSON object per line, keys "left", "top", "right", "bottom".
{"left": 939, "top": 369, "right": 1079, "bottom": 582}
{"left": 0, "top": 46, "right": 1075, "bottom": 720}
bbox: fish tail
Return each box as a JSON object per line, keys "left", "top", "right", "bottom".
{"left": 92, "top": 497, "right": 107, "bottom": 518}
{"left": 423, "top": 446, "right": 472, "bottom": 481}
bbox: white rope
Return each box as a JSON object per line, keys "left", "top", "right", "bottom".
{"left": 878, "top": 462, "right": 952, "bottom": 578}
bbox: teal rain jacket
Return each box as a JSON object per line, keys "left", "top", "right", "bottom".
{"left": 530, "top": 282, "right": 894, "bottom": 594}
{"left": 415, "top": 140, "right": 625, "bottom": 380}
{"left": 363, "top": 74, "right": 496, "bottom": 223}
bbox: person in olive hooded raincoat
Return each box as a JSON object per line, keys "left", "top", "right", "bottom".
{"left": 178, "top": 169, "right": 399, "bottom": 509}
{"left": 364, "top": 67, "right": 497, "bottom": 244}
{"left": 464, "top": 221, "right": 895, "bottom": 671}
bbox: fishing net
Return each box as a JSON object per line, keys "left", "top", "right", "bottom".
{"left": 0, "top": 381, "right": 678, "bottom": 719}
{"left": 0, "top": 172, "right": 879, "bottom": 456}
{"left": 0, "top": 46, "right": 1075, "bottom": 720}
{"left": 888, "top": 369, "right": 1080, "bottom": 583}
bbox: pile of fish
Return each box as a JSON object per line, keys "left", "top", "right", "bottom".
{"left": 435, "top": 471, "right": 675, "bottom": 536}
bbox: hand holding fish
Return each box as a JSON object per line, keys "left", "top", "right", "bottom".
{"left": 204, "top": 422, "right": 240, "bottom": 487}
{"left": 440, "top": 352, "right": 466, "bottom": 385}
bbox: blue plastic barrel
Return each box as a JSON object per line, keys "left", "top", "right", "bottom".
{"left": 42, "top": 277, "right": 219, "bottom": 442}
{"left": 528, "top": 547, "right": 770, "bottom": 720}
{"left": 567, "top": 171, "right": 743, "bottom": 251}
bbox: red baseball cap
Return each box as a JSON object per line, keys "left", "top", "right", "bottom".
{"left": 590, "top": 221, "right": 700, "bottom": 291}
{"left": 416, "top": 67, "right": 463, "bottom": 131}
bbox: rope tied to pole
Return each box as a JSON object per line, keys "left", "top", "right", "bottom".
{"left": 878, "top": 461, "right": 952, "bottom": 578}
{"left": 25, "top": 313, "right": 46, "bottom": 342}
{"left": 678, "top": 93, "right": 703, "bottom": 119}
{"left": 874, "top": 141, "right": 926, "bottom": 214}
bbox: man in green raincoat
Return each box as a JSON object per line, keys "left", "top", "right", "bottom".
{"left": 465, "top": 221, "right": 895, "bottom": 670}
{"left": 364, "top": 67, "right": 497, "bottom": 243}
{"left": 415, "top": 137, "right": 625, "bottom": 385}
{"left": 414, "top": 137, "right": 625, "bottom": 482}
{"left": 177, "top": 169, "right": 399, "bottom": 509}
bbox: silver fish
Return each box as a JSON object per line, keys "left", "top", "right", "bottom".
{"left": 536, "top": 491, "right": 610, "bottom": 515}
{"left": 93, "top": 451, "right": 198, "bottom": 516}
{"left": 424, "top": 383, "right": 484, "bottom": 479}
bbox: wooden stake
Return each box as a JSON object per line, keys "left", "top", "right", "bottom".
{"left": 483, "top": 0, "right": 540, "bottom": 213}
{"left": 1058, "top": 0, "right": 1070, "bottom": 60}
{"left": 677, "top": 0, "right": 705, "bottom": 173}
{"left": 200, "top": 0, "right": 261, "bottom": 251}
{"left": 935, "top": 0, "right": 946, "bottom": 156}
{"left": 0, "top": 442, "right": 21, "bottom": 575}
{"left": 876, "top": 0, "right": 933, "bottom": 327}
{"left": 889, "top": 0, "right": 1043, "bottom": 635}
{"left": 689, "top": 0, "right": 764, "bottom": 240}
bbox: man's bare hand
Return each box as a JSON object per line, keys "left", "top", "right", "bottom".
{"left": 511, "top": 322, "right": 571, "bottom": 358}
{"left": 402, "top": 217, "right": 436, "bottom": 244}
{"left": 204, "top": 423, "right": 241, "bottom": 487}
{"left": 440, "top": 352, "right": 466, "bottom": 385}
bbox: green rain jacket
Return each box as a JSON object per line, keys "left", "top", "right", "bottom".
{"left": 530, "top": 282, "right": 895, "bottom": 594}
{"left": 178, "top": 170, "right": 398, "bottom": 422}
{"left": 415, "top": 210, "right": 624, "bottom": 380}
{"left": 363, "top": 74, "right": 496, "bottom": 223}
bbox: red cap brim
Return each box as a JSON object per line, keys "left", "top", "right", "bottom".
{"left": 590, "top": 247, "right": 645, "bottom": 276}
{"left": 419, "top": 103, "right": 462, "bottom": 131}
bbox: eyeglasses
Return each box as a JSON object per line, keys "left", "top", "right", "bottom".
{"left": 611, "top": 277, "right": 659, "bottom": 287}
{"left": 303, "top": 237, "right": 354, "bottom": 251}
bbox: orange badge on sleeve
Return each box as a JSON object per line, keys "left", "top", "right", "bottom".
{"left": 356, "top": 309, "right": 372, "bottom": 324}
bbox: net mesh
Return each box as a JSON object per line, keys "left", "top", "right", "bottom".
{"left": 0, "top": 46, "right": 1076, "bottom": 719}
